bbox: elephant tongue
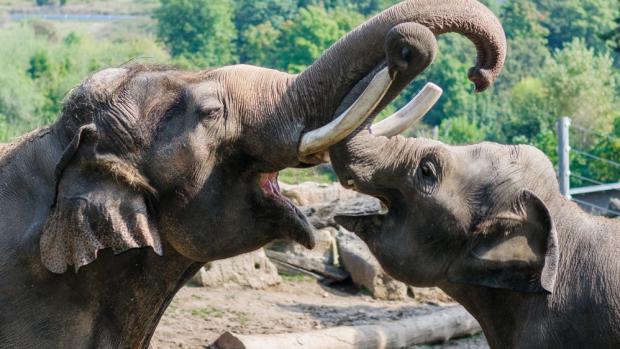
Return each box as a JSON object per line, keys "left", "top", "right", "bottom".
{"left": 259, "top": 172, "right": 290, "bottom": 206}
{"left": 259, "top": 172, "right": 316, "bottom": 249}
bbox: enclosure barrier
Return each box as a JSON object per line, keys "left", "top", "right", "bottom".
{"left": 556, "top": 117, "right": 620, "bottom": 216}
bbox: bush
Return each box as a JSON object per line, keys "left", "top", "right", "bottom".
{"left": 0, "top": 24, "right": 170, "bottom": 141}
{"left": 154, "top": 0, "right": 237, "bottom": 67}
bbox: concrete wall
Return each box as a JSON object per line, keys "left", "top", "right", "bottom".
{"left": 573, "top": 190, "right": 620, "bottom": 216}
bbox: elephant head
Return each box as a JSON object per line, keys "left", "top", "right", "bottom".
{"left": 331, "top": 133, "right": 560, "bottom": 293}
{"left": 40, "top": 0, "right": 506, "bottom": 274}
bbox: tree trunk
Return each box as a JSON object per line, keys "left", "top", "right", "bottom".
{"left": 212, "top": 306, "right": 481, "bottom": 349}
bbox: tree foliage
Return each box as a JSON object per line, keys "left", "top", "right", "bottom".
{"left": 532, "top": 0, "right": 619, "bottom": 51}
{"left": 154, "top": 0, "right": 237, "bottom": 67}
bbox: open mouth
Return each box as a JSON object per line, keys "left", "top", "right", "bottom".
{"left": 259, "top": 172, "right": 291, "bottom": 207}
{"left": 258, "top": 172, "right": 316, "bottom": 249}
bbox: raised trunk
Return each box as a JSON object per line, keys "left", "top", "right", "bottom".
{"left": 329, "top": 131, "right": 414, "bottom": 193}
{"left": 292, "top": 0, "right": 506, "bottom": 131}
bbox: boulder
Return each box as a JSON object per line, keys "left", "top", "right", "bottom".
{"left": 270, "top": 182, "right": 383, "bottom": 268}
{"left": 610, "top": 198, "right": 620, "bottom": 214}
{"left": 190, "top": 249, "right": 281, "bottom": 289}
{"left": 336, "top": 229, "right": 409, "bottom": 301}
{"left": 302, "top": 196, "right": 384, "bottom": 229}
{"left": 268, "top": 227, "right": 339, "bottom": 265}
{"left": 408, "top": 287, "right": 455, "bottom": 305}
{"left": 281, "top": 182, "right": 359, "bottom": 206}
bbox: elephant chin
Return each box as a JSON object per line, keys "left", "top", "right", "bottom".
{"left": 287, "top": 204, "right": 316, "bottom": 249}
{"left": 258, "top": 172, "right": 316, "bottom": 249}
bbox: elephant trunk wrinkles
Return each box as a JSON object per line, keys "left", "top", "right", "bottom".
{"left": 330, "top": 131, "right": 415, "bottom": 190}
{"left": 292, "top": 0, "right": 506, "bottom": 131}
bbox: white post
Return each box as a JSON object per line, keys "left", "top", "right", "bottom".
{"left": 557, "top": 117, "right": 571, "bottom": 198}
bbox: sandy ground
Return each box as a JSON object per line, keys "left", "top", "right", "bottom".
{"left": 153, "top": 278, "right": 488, "bottom": 349}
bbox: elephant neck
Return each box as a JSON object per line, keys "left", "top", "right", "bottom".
{"left": 440, "top": 283, "right": 535, "bottom": 348}
{"left": 74, "top": 245, "right": 202, "bottom": 348}
{"left": 441, "top": 199, "right": 620, "bottom": 348}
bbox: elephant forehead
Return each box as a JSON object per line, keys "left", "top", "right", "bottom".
{"left": 190, "top": 81, "right": 222, "bottom": 100}
{"left": 88, "top": 68, "right": 128, "bottom": 94}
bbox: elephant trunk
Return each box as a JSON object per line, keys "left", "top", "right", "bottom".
{"left": 323, "top": 1, "right": 507, "bottom": 189}
{"left": 330, "top": 130, "right": 416, "bottom": 195}
{"left": 291, "top": 0, "right": 506, "bottom": 157}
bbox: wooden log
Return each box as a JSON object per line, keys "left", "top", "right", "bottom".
{"left": 265, "top": 250, "right": 350, "bottom": 281}
{"left": 269, "top": 259, "right": 323, "bottom": 279}
{"left": 212, "top": 306, "right": 481, "bottom": 349}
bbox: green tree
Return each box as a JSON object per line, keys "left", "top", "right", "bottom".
{"left": 235, "top": 0, "right": 297, "bottom": 63}
{"left": 493, "top": 1, "right": 551, "bottom": 90}
{"left": 234, "top": 0, "right": 297, "bottom": 32}
{"left": 35, "top": 0, "right": 55, "bottom": 5}
{"left": 586, "top": 117, "right": 620, "bottom": 183}
{"left": 275, "top": 5, "right": 364, "bottom": 72}
{"left": 501, "top": 1, "right": 548, "bottom": 40}
{"left": 533, "top": 0, "right": 618, "bottom": 52}
{"left": 543, "top": 39, "right": 618, "bottom": 132}
{"left": 501, "top": 77, "right": 553, "bottom": 143}
{"left": 497, "top": 39, "right": 618, "bottom": 148}
{"left": 439, "top": 115, "right": 487, "bottom": 145}
{"left": 154, "top": 0, "right": 237, "bottom": 67}
{"left": 477, "top": 0, "right": 502, "bottom": 15}
{"left": 241, "top": 22, "right": 281, "bottom": 67}
{"left": 602, "top": 16, "right": 620, "bottom": 53}
{"left": 496, "top": 36, "right": 551, "bottom": 90}
{"left": 27, "top": 51, "right": 51, "bottom": 80}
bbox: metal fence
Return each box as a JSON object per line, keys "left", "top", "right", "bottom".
{"left": 557, "top": 117, "right": 620, "bottom": 216}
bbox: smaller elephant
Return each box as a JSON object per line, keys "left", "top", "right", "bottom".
{"left": 330, "top": 132, "right": 620, "bottom": 349}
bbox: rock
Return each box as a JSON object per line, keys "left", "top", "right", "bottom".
{"left": 266, "top": 250, "right": 350, "bottom": 282}
{"left": 610, "top": 198, "right": 620, "bottom": 213}
{"left": 408, "top": 287, "right": 455, "bottom": 305}
{"left": 336, "top": 229, "right": 409, "bottom": 301}
{"left": 270, "top": 182, "right": 383, "bottom": 268}
{"left": 190, "top": 249, "right": 281, "bottom": 289}
{"left": 268, "top": 227, "right": 338, "bottom": 265}
{"left": 281, "top": 182, "right": 359, "bottom": 206}
{"left": 303, "top": 196, "right": 384, "bottom": 229}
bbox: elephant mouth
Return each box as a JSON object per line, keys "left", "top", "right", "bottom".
{"left": 259, "top": 172, "right": 289, "bottom": 206}
{"left": 258, "top": 172, "right": 316, "bottom": 249}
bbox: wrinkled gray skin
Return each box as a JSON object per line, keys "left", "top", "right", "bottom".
{"left": 331, "top": 114, "right": 620, "bottom": 347}
{"left": 0, "top": 1, "right": 506, "bottom": 348}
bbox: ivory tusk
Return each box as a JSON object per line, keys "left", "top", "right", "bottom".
{"left": 371, "top": 83, "right": 442, "bottom": 137}
{"left": 298, "top": 67, "right": 394, "bottom": 158}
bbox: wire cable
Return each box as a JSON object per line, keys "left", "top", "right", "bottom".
{"left": 572, "top": 124, "right": 620, "bottom": 142}
{"left": 572, "top": 149, "right": 620, "bottom": 168}
{"left": 572, "top": 198, "right": 620, "bottom": 217}
{"left": 570, "top": 174, "right": 620, "bottom": 188}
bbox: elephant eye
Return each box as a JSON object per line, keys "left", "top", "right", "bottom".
{"left": 196, "top": 97, "right": 224, "bottom": 120}
{"left": 198, "top": 105, "right": 222, "bottom": 119}
{"left": 417, "top": 158, "right": 439, "bottom": 195}
{"left": 420, "top": 161, "right": 437, "bottom": 179}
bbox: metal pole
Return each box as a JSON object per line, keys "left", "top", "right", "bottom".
{"left": 557, "top": 117, "right": 571, "bottom": 198}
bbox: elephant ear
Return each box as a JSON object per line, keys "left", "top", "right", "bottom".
{"left": 41, "top": 125, "right": 162, "bottom": 274}
{"left": 447, "top": 190, "right": 559, "bottom": 294}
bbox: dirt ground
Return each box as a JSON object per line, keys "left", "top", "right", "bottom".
{"left": 153, "top": 277, "right": 488, "bottom": 349}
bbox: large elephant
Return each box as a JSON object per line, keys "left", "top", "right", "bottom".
{"left": 330, "top": 72, "right": 620, "bottom": 348}
{"left": 0, "top": 1, "right": 505, "bottom": 347}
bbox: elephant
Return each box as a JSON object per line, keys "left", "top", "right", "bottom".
{"left": 0, "top": 0, "right": 506, "bottom": 347}
{"left": 328, "top": 43, "right": 620, "bottom": 349}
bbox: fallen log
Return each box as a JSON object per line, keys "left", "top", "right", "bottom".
{"left": 266, "top": 250, "right": 350, "bottom": 282}
{"left": 212, "top": 306, "right": 481, "bottom": 349}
